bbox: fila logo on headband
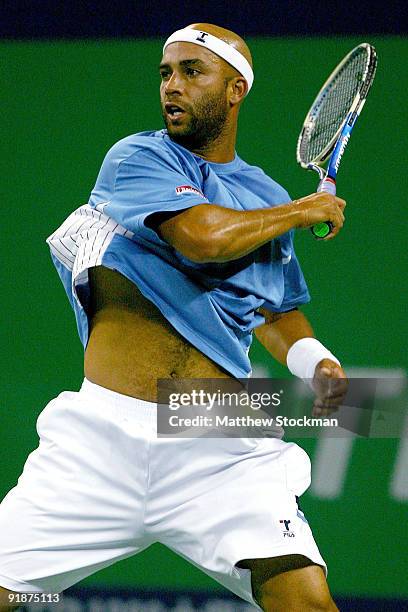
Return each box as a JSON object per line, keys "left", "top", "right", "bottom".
{"left": 195, "top": 32, "right": 209, "bottom": 44}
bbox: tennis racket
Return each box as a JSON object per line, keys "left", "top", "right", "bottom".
{"left": 296, "top": 43, "right": 377, "bottom": 238}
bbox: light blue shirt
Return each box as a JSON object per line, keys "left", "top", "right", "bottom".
{"left": 49, "top": 130, "right": 310, "bottom": 378}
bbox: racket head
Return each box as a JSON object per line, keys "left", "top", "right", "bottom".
{"left": 296, "top": 43, "right": 377, "bottom": 168}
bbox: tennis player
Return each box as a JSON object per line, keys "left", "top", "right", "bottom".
{"left": 0, "top": 23, "right": 347, "bottom": 611}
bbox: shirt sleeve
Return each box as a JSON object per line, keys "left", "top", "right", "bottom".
{"left": 91, "top": 145, "right": 208, "bottom": 241}
{"left": 263, "top": 233, "right": 311, "bottom": 313}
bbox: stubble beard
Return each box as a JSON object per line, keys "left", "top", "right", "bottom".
{"left": 162, "top": 87, "right": 229, "bottom": 151}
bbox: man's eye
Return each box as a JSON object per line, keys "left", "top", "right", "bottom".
{"left": 186, "top": 68, "right": 200, "bottom": 76}
{"left": 160, "top": 71, "right": 170, "bottom": 80}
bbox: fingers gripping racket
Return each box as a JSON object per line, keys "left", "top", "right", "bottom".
{"left": 296, "top": 43, "right": 377, "bottom": 238}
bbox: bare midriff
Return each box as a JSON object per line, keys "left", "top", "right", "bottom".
{"left": 84, "top": 266, "right": 232, "bottom": 401}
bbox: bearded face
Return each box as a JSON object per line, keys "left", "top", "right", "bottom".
{"left": 161, "top": 81, "right": 229, "bottom": 150}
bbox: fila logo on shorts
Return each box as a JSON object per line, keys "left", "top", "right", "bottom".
{"left": 280, "top": 519, "right": 295, "bottom": 537}
{"left": 175, "top": 185, "right": 207, "bottom": 198}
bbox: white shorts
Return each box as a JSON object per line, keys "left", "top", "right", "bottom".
{"left": 0, "top": 379, "right": 326, "bottom": 608}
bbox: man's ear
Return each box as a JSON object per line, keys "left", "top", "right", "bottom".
{"left": 228, "top": 77, "right": 248, "bottom": 105}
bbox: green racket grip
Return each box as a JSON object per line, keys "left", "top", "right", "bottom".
{"left": 311, "top": 175, "right": 336, "bottom": 239}
{"left": 311, "top": 221, "right": 333, "bottom": 238}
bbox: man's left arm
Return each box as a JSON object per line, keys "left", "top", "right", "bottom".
{"left": 255, "top": 308, "right": 348, "bottom": 416}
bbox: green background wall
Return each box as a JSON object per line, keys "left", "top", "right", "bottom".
{"left": 1, "top": 37, "right": 407, "bottom": 599}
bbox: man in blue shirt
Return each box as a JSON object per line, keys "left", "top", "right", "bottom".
{"left": 0, "top": 23, "right": 346, "bottom": 612}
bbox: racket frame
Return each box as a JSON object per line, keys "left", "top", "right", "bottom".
{"left": 296, "top": 43, "right": 377, "bottom": 192}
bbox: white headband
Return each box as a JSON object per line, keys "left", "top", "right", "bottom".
{"left": 163, "top": 28, "right": 254, "bottom": 94}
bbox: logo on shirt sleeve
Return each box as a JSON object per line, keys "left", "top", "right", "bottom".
{"left": 175, "top": 185, "right": 207, "bottom": 199}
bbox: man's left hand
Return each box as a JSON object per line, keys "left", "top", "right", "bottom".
{"left": 311, "top": 358, "right": 348, "bottom": 417}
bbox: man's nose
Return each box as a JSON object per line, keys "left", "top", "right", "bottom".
{"left": 164, "top": 72, "right": 184, "bottom": 94}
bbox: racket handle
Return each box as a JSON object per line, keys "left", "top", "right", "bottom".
{"left": 311, "top": 175, "right": 336, "bottom": 239}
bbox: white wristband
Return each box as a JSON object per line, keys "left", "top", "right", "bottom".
{"left": 286, "top": 337, "right": 340, "bottom": 384}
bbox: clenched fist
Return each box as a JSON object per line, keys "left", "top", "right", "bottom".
{"left": 292, "top": 192, "right": 346, "bottom": 240}
{"left": 311, "top": 358, "right": 348, "bottom": 416}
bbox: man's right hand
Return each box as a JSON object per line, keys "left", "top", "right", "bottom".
{"left": 157, "top": 192, "right": 346, "bottom": 263}
{"left": 292, "top": 192, "right": 346, "bottom": 239}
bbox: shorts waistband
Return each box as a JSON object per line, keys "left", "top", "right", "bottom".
{"left": 80, "top": 378, "right": 158, "bottom": 425}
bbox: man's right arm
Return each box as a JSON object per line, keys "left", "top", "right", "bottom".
{"left": 157, "top": 192, "right": 346, "bottom": 263}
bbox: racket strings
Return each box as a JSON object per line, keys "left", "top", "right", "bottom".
{"left": 300, "top": 48, "right": 370, "bottom": 164}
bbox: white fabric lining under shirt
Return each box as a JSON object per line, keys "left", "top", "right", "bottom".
{"left": 46, "top": 204, "right": 134, "bottom": 306}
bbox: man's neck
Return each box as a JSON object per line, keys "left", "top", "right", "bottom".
{"left": 191, "top": 140, "right": 236, "bottom": 163}
{"left": 169, "top": 120, "right": 237, "bottom": 163}
{"left": 193, "top": 121, "right": 237, "bottom": 163}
